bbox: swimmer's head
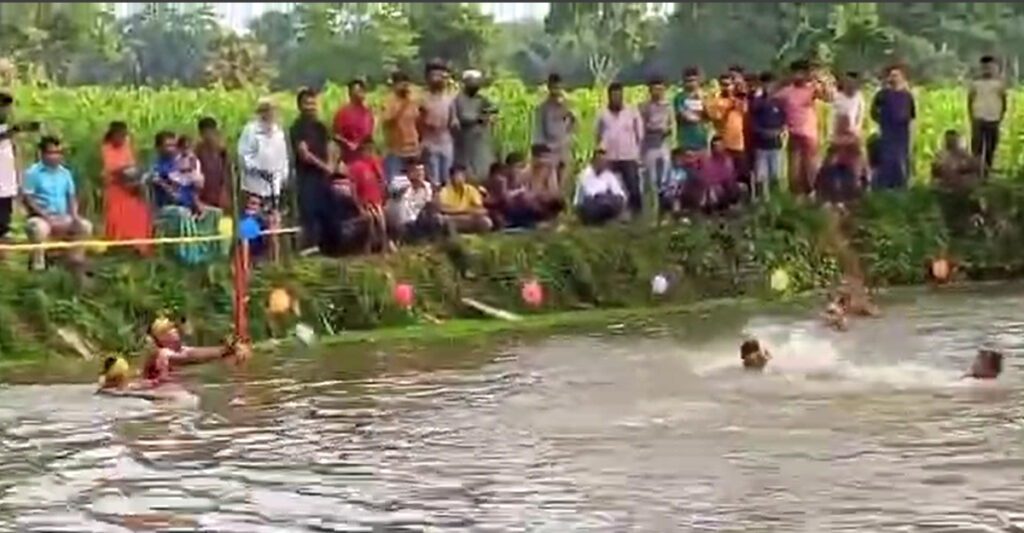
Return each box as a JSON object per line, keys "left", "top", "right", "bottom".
{"left": 971, "top": 349, "right": 1003, "bottom": 379}
{"left": 740, "top": 339, "right": 769, "bottom": 370}
{"left": 149, "top": 316, "right": 181, "bottom": 348}
{"left": 100, "top": 355, "right": 130, "bottom": 389}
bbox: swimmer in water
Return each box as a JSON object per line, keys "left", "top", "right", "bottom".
{"left": 965, "top": 349, "right": 1003, "bottom": 380}
{"left": 740, "top": 339, "right": 771, "bottom": 371}
{"left": 822, "top": 292, "right": 849, "bottom": 331}
{"left": 97, "top": 317, "right": 250, "bottom": 400}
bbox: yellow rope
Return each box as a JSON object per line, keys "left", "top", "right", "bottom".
{"left": 0, "top": 227, "right": 301, "bottom": 252}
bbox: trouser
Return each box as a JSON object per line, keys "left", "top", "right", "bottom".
{"left": 642, "top": 147, "right": 670, "bottom": 198}
{"left": 577, "top": 193, "right": 625, "bottom": 226}
{"left": 787, "top": 133, "right": 818, "bottom": 196}
{"left": 296, "top": 175, "right": 330, "bottom": 249}
{"left": 384, "top": 154, "right": 406, "bottom": 185}
{"left": 971, "top": 119, "right": 1000, "bottom": 175}
{"left": 26, "top": 215, "right": 94, "bottom": 270}
{"left": 727, "top": 148, "right": 749, "bottom": 188}
{"left": 424, "top": 148, "right": 452, "bottom": 187}
{"left": 609, "top": 160, "right": 641, "bottom": 215}
{"left": 0, "top": 196, "right": 11, "bottom": 239}
{"left": 873, "top": 130, "right": 910, "bottom": 190}
{"left": 753, "top": 149, "right": 782, "bottom": 200}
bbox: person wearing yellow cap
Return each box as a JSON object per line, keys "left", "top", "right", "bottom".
{"left": 141, "top": 316, "right": 250, "bottom": 387}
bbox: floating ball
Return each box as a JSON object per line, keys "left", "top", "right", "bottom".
{"left": 770, "top": 268, "right": 790, "bottom": 293}
{"left": 393, "top": 283, "right": 414, "bottom": 310}
{"left": 268, "top": 288, "right": 292, "bottom": 315}
{"left": 931, "top": 258, "right": 951, "bottom": 283}
{"left": 521, "top": 279, "right": 544, "bottom": 308}
{"left": 651, "top": 274, "right": 669, "bottom": 295}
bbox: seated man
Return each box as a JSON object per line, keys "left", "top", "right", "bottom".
{"left": 22, "top": 135, "right": 93, "bottom": 272}
{"left": 319, "top": 172, "right": 371, "bottom": 257}
{"left": 694, "top": 135, "right": 743, "bottom": 212}
{"left": 931, "top": 129, "right": 981, "bottom": 192}
{"left": 573, "top": 148, "right": 627, "bottom": 226}
{"left": 388, "top": 158, "right": 444, "bottom": 243}
{"left": 438, "top": 164, "right": 492, "bottom": 234}
{"left": 482, "top": 161, "right": 511, "bottom": 229}
{"left": 347, "top": 140, "right": 395, "bottom": 253}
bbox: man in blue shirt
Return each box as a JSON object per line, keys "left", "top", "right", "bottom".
{"left": 749, "top": 72, "right": 787, "bottom": 199}
{"left": 22, "top": 136, "right": 92, "bottom": 271}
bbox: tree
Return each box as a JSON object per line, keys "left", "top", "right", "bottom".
{"left": 203, "top": 33, "right": 276, "bottom": 89}
{"left": 119, "top": 3, "right": 221, "bottom": 86}
{"left": 403, "top": 3, "right": 496, "bottom": 74}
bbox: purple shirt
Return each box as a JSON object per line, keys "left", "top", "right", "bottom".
{"left": 596, "top": 106, "right": 643, "bottom": 161}
{"left": 698, "top": 153, "right": 736, "bottom": 187}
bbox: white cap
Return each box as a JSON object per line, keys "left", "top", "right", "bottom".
{"left": 462, "top": 69, "right": 483, "bottom": 81}
{"left": 256, "top": 96, "right": 275, "bottom": 110}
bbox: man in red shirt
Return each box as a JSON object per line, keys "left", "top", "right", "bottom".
{"left": 347, "top": 140, "right": 394, "bottom": 253}
{"left": 333, "top": 78, "right": 375, "bottom": 164}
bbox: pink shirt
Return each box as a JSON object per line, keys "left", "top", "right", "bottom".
{"left": 777, "top": 84, "right": 818, "bottom": 140}
{"left": 596, "top": 106, "right": 643, "bottom": 161}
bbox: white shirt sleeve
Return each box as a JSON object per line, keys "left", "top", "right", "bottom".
{"left": 608, "top": 171, "right": 627, "bottom": 199}
{"left": 237, "top": 122, "right": 259, "bottom": 176}
{"left": 573, "top": 167, "right": 591, "bottom": 206}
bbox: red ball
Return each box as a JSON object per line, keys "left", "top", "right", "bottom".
{"left": 393, "top": 283, "right": 414, "bottom": 309}
{"left": 521, "top": 280, "right": 544, "bottom": 307}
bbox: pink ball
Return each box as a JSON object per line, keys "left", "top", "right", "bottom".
{"left": 521, "top": 280, "right": 544, "bottom": 308}
{"left": 393, "top": 283, "right": 414, "bottom": 309}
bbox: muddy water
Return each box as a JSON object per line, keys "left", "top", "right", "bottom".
{"left": 1, "top": 286, "right": 1023, "bottom": 532}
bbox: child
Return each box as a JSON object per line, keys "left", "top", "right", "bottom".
{"left": 348, "top": 140, "right": 395, "bottom": 254}
{"left": 659, "top": 147, "right": 690, "bottom": 221}
{"left": 239, "top": 194, "right": 268, "bottom": 259}
{"left": 172, "top": 135, "right": 205, "bottom": 211}
{"left": 740, "top": 339, "right": 771, "bottom": 371}
{"left": 965, "top": 349, "right": 1003, "bottom": 380}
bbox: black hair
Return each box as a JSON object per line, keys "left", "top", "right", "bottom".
{"left": 740, "top": 340, "right": 761, "bottom": 358}
{"left": 758, "top": 71, "right": 775, "bottom": 84}
{"left": 683, "top": 66, "right": 700, "bottom": 78}
{"left": 38, "top": 135, "right": 61, "bottom": 152}
{"left": 177, "top": 134, "right": 192, "bottom": 149}
{"left": 647, "top": 74, "right": 666, "bottom": 86}
{"left": 728, "top": 64, "right": 744, "bottom": 74}
{"left": 844, "top": 71, "right": 860, "bottom": 80}
{"left": 607, "top": 82, "right": 624, "bottom": 93}
{"left": 547, "top": 72, "right": 562, "bottom": 86}
{"left": 449, "top": 163, "right": 468, "bottom": 178}
{"left": 296, "top": 87, "right": 318, "bottom": 108}
{"left": 709, "top": 134, "right": 724, "bottom": 145}
{"left": 979, "top": 349, "right": 1004, "bottom": 374}
{"left": 104, "top": 120, "right": 129, "bottom": 143}
{"left": 884, "top": 63, "right": 905, "bottom": 75}
{"left": 530, "top": 143, "right": 551, "bottom": 158}
{"left": 505, "top": 151, "right": 525, "bottom": 166}
{"left": 0, "top": 92, "right": 12, "bottom": 106}
{"left": 347, "top": 78, "right": 366, "bottom": 90}
{"left": 197, "top": 116, "right": 218, "bottom": 132}
{"left": 944, "top": 129, "right": 960, "bottom": 137}
{"left": 391, "top": 70, "right": 410, "bottom": 84}
{"left": 670, "top": 147, "right": 686, "bottom": 158}
{"left": 102, "top": 355, "right": 118, "bottom": 374}
{"left": 154, "top": 130, "right": 176, "bottom": 148}
{"left": 488, "top": 161, "right": 506, "bottom": 177}
{"left": 403, "top": 156, "right": 424, "bottom": 172}
{"left": 980, "top": 55, "right": 996, "bottom": 65}
{"left": 425, "top": 59, "right": 448, "bottom": 76}
{"left": 790, "top": 59, "right": 810, "bottom": 72}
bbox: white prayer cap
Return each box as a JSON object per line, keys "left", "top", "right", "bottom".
{"left": 256, "top": 96, "right": 275, "bottom": 110}
{"left": 462, "top": 69, "right": 483, "bottom": 81}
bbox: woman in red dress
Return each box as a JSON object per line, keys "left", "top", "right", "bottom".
{"left": 102, "top": 121, "right": 152, "bottom": 255}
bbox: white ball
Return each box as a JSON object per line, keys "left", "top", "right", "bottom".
{"left": 651, "top": 274, "right": 669, "bottom": 295}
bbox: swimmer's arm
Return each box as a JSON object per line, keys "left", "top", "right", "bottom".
{"left": 170, "top": 346, "right": 231, "bottom": 366}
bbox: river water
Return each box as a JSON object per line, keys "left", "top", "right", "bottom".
{"left": 1, "top": 286, "right": 1024, "bottom": 532}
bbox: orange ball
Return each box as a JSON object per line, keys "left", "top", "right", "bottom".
{"left": 268, "top": 288, "right": 292, "bottom": 315}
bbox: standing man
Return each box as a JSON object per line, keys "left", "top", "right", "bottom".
{"left": 453, "top": 69, "right": 496, "bottom": 182}
{"left": 708, "top": 73, "right": 748, "bottom": 188}
{"left": 195, "top": 117, "right": 232, "bottom": 211}
{"left": 968, "top": 55, "right": 1007, "bottom": 177}
{"left": 532, "top": 72, "right": 576, "bottom": 186}
{"left": 382, "top": 70, "right": 421, "bottom": 185}
{"left": 749, "top": 72, "right": 787, "bottom": 199}
{"left": 639, "top": 75, "right": 672, "bottom": 202}
{"left": 420, "top": 60, "right": 456, "bottom": 186}
{"left": 673, "top": 67, "right": 710, "bottom": 156}
{"left": 776, "top": 60, "right": 830, "bottom": 196}
{"left": 333, "top": 78, "right": 374, "bottom": 164}
{"left": 238, "top": 97, "right": 289, "bottom": 259}
{"left": 596, "top": 82, "right": 643, "bottom": 217}
{"left": 290, "top": 88, "right": 333, "bottom": 250}
{"left": 871, "top": 64, "right": 916, "bottom": 190}
{"left": 0, "top": 92, "right": 19, "bottom": 252}
{"left": 832, "top": 71, "right": 865, "bottom": 138}
{"left": 22, "top": 136, "right": 93, "bottom": 273}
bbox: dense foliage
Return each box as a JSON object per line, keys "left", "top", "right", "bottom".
{"left": 7, "top": 81, "right": 1024, "bottom": 218}
{"left": 4, "top": 3, "right": 1024, "bottom": 89}
{"left": 1, "top": 182, "right": 1022, "bottom": 361}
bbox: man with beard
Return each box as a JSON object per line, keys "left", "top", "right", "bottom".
{"left": 453, "top": 69, "right": 496, "bottom": 182}
{"left": 289, "top": 88, "right": 333, "bottom": 250}
{"left": 419, "top": 60, "right": 456, "bottom": 186}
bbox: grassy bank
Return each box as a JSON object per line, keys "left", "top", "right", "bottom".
{"left": 0, "top": 181, "right": 1022, "bottom": 362}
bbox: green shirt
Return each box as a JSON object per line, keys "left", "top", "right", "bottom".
{"left": 673, "top": 91, "right": 709, "bottom": 151}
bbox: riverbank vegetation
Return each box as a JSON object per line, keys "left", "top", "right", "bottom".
{"left": 1, "top": 181, "right": 1022, "bottom": 361}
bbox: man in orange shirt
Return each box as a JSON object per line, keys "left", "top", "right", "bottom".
{"left": 708, "top": 74, "right": 748, "bottom": 188}
{"left": 382, "top": 71, "right": 421, "bottom": 185}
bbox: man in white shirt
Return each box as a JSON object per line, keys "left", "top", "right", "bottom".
{"left": 238, "top": 97, "right": 290, "bottom": 210}
{"left": 573, "top": 149, "right": 626, "bottom": 226}
{"left": 832, "top": 71, "right": 865, "bottom": 138}
{"left": 387, "top": 158, "right": 443, "bottom": 243}
{"left": 0, "top": 92, "right": 18, "bottom": 248}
